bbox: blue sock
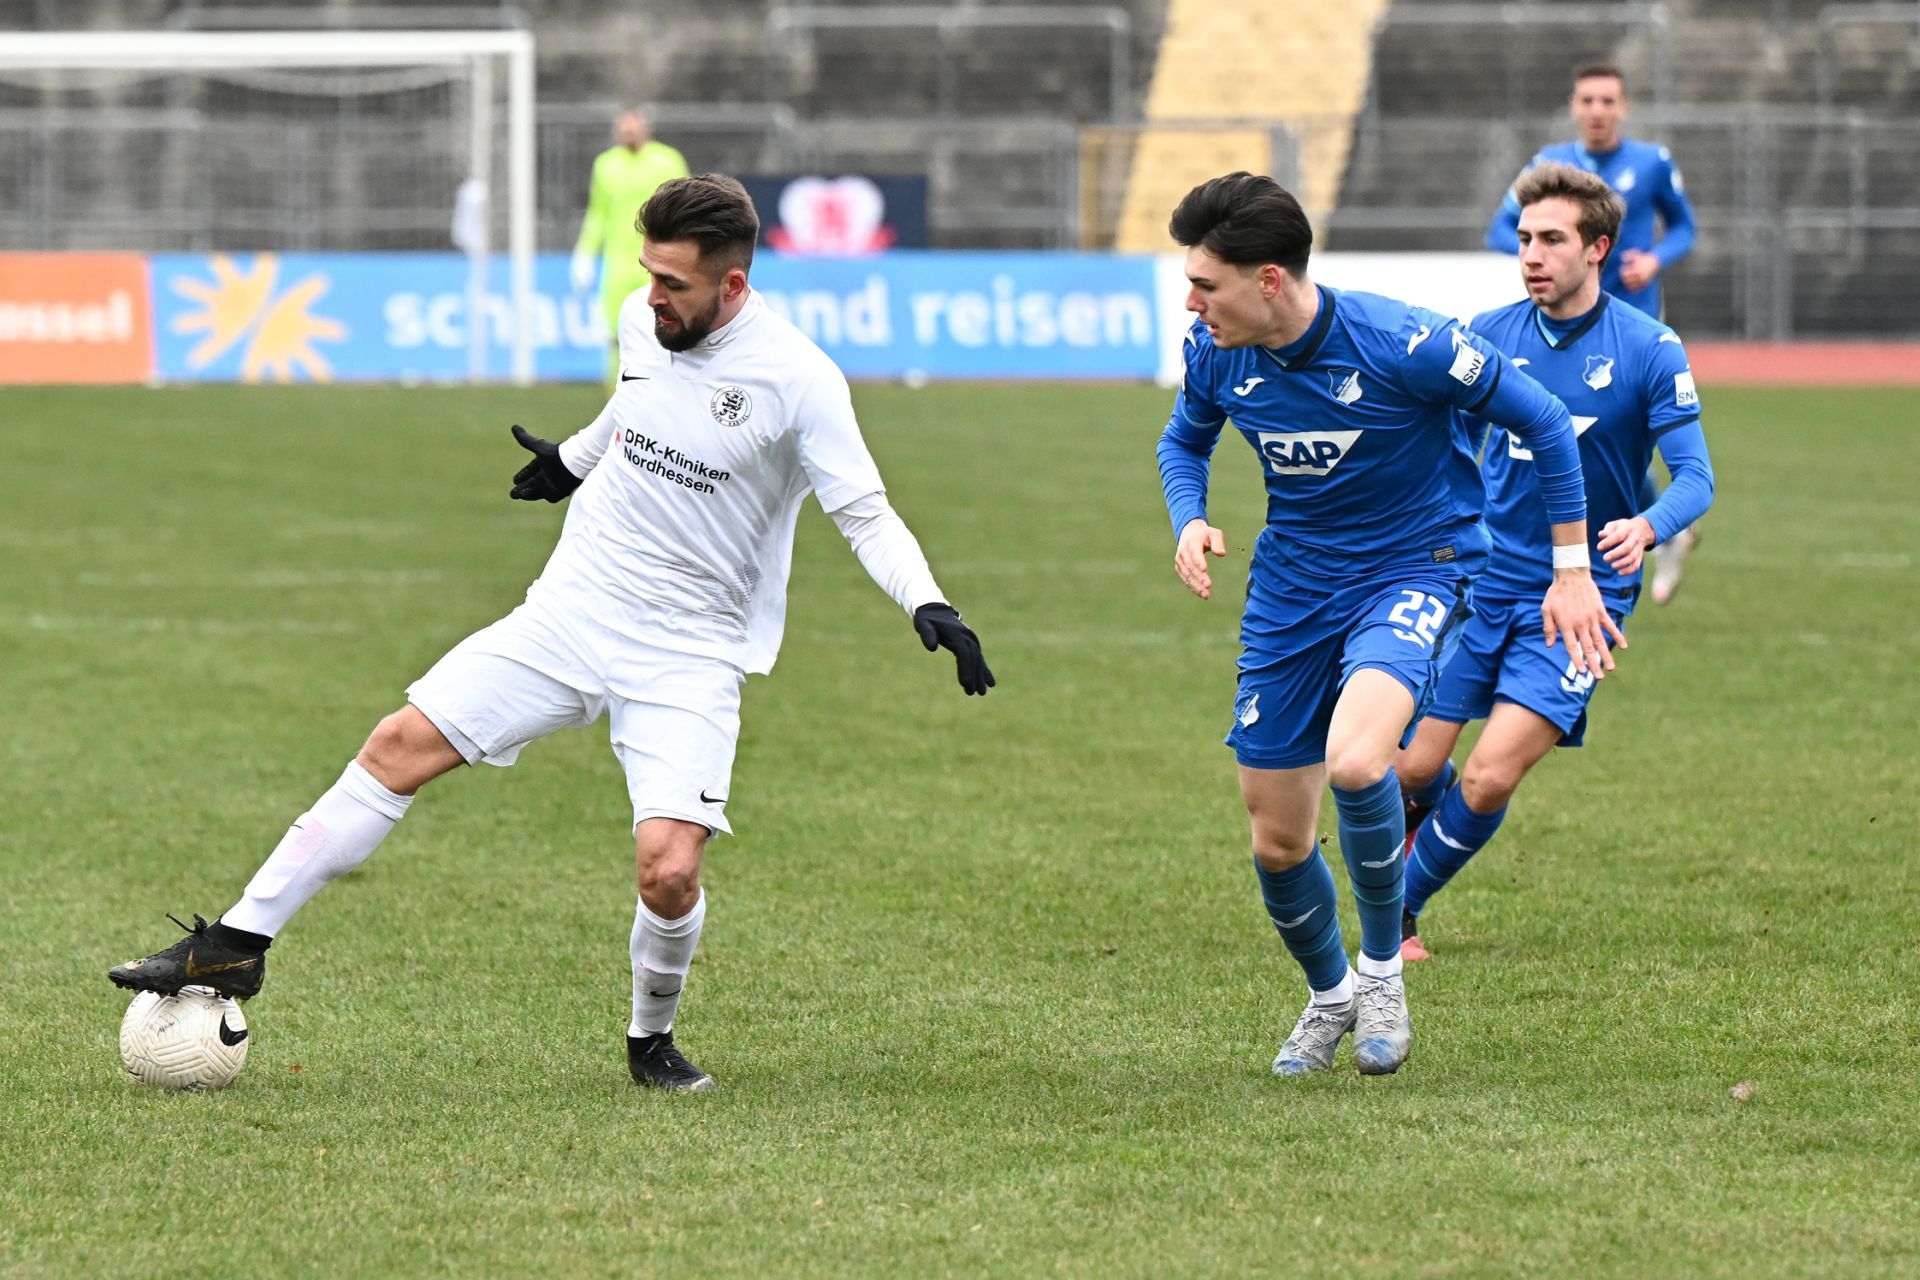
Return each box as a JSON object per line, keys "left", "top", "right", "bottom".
{"left": 1404, "top": 784, "right": 1508, "bottom": 917}
{"left": 1253, "top": 852, "right": 1348, "bottom": 994}
{"left": 1332, "top": 773, "right": 1406, "bottom": 963}
{"left": 1407, "top": 759, "right": 1456, "bottom": 813}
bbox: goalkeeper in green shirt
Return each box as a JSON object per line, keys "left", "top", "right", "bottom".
{"left": 572, "top": 109, "right": 690, "bottom": 384}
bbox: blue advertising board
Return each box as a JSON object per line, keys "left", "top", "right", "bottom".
{"left": 145, "top": 250, "right": 1165, "bottom": 383}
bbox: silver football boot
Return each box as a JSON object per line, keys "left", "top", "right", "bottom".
{"left": 1353, "top": 972, "right": 1413, "bottom": 1075}
{"left": 1272, "top": 994, "right": 1358, "bottom": 1076}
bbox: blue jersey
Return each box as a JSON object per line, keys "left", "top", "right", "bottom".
{"left": 1158, "top": 286, "right": 1588, "bottom": 585}
{"left": 1486, "top": 138, "right": 1697, "bottom": 317}
{"left": 1470, "top": 292, "right": 1712, "bottom": 602}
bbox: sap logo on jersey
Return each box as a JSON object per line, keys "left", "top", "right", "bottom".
{"left": 1257, "top": 430, "right": 1362, "bottom": 476}
{"left": 1447, "top": 328, "right": 1485, "bottom": 387}
{"left": 1328, "top": 368, "right": 1363, "bottom": 406}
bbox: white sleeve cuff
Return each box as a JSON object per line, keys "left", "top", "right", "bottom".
{"left": 556, "top": 403, "right": 617, "bottom": 477}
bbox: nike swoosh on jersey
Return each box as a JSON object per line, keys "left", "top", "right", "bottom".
{"left": 699, "top": 790, "right": 728, "bottom": 806}
{"left": 620, "top": 373, "right": 649, "bottom": 382}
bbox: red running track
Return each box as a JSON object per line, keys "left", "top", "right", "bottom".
{"left": 1687, "top": 343, "right": 1920, "bottom": 386}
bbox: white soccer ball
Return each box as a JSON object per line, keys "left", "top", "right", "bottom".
{"left": 119, "top": 986, "right": 251, "bottom": 1091}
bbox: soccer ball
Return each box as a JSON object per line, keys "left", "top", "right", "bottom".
{"left": 119, "top": 986, "right": 251, "bottom": 1091}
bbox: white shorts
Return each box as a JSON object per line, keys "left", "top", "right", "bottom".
{"left": 405, "top": 602, "right": 744, "bottom": 835}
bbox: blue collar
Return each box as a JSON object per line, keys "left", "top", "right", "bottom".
{"left": 1532, "top": 292, "right": 1610, "bottom": 348}
{"left": 1260, "top": 285, "right": 1337, "bottom": 371}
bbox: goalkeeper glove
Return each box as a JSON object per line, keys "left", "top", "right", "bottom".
{"left": 913, "top": 603, "right": 994, "bottom": 696}
{"left": 509, "top": 425, "right": 583, "bottom": 503}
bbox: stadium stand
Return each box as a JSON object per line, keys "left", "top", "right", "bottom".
{"left": 1333, "top": 0, "right": 1920, "bottom": 336}
{"left": 1, "top": 0, "right": 1915, "bottom": 335}
{"left": 1110, "top": 0, "right": 1389, "bottom": 252}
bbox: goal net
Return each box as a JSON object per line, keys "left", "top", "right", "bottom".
{"left": 0, "top": 30, "right": 537, "bottom": 382}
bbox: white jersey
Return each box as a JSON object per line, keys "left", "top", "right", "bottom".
{"left": 535, "top": 291, "right": 889, "bottom": 675}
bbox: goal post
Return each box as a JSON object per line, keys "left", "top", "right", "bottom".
{"left": 0, "top": 29, "right": 538, "bottom": 383}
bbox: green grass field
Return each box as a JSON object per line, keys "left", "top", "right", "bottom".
{"left": 2, "top": 382, "right": 1916, "bottom": 1277}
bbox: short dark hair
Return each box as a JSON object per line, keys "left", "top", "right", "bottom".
{"left": 1572, "top": 63, "right": 1626, "bottom": 92}
{"left": 639, "top": 173, "right": 759, "bottom": 276}
{"left": 1513, "top": 161, "right": 1624, "bottom": 256}
{"left": 1168, "top": 172, "right": 1312, "bottom": 275}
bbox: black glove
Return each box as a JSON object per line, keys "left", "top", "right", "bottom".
{"left": 913, "top": 602, "right": 994, "bottom": 697}
{"left": 509, "top": 425, "right": 583, "bottom": 503}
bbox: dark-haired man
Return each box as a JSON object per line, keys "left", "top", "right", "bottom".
{"left": 111, "top": 175, "right": 994, "bottom": 1094}
{"left": 1156, "top": 172, "right": 1621, "bottom": 1076}
{"left": 1396, "top": 162, "right": 1713, "bottom": 960}
{"left": 1485, "top": 63, "right": 1704, "bottom": 603}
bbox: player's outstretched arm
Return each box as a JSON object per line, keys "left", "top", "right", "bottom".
{"left": 827, "top": 493, "right": 993, "bottom": 696}
{"left": 508, "top": 425, "right": 586, "bottom": 503}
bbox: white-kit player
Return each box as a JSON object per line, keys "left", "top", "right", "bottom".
{"left": 110, "top": 174, "right": 995, "bottom": 1093}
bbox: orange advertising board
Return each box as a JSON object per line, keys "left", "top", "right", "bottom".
{"left": 0, "top": 254, "right": 154, "bottom": 384}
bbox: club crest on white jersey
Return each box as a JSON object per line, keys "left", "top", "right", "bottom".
{"left": 1257, "top": 429, "right": 1363, "bottom": 476}
{"left": 709, "top": 385, "right": 752, "bottom": 426}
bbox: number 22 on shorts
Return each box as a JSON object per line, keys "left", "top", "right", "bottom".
{"left": 1388, "top": 590, "right": 1448, "bottom": 648}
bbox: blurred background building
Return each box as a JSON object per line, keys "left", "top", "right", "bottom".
{"left": 2, "top": 0, "right": 1915, "bottom": 339}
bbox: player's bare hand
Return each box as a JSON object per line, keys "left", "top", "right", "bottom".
{"left": 1541, "top": 569, "right": 1627, "bottom": 677}
{"left": 1175, "top": 519, "right": 1227, "bottom": 600}
{"left": 1618, "top": 249, "right": 1660, "bottom": 292}
{"left": 1597, "top": 516, "right": 1657, "bottom": 576}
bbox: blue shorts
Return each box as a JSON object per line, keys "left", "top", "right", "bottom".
{"left": 1227, "top": 569, "right": 1474, "bottom": 771}
{"left": 1426, "top": 592, "right": 1631, "bottom": 747}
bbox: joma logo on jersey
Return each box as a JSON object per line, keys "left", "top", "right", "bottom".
{"left": 1257, "top": 430, "right": 1362, "bottom": 476}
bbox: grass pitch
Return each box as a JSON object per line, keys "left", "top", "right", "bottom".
{"left": 1, "top": 381, "right": 1916, "bottom": 1278}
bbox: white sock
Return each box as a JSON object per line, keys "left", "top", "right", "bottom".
{"left": 221, "top": 762, "right": 412, "bottom": 937}
{"left": 1313, "top": 967, "right": 1357, "bottom": 1007}
{"left": 629, "top": 891, "right": 705, "bottom": 1037}
{"left": 1356, "top": 951, "right": 1404, "bottom": 980}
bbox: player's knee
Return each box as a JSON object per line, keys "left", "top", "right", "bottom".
{"left": 1248, "top": 817, "right": 1317, "bottom": 870}
{"left": 356, "top": 708, "right": 453, "bottom": 795}
{"left": 1460, "top": 759, "right": 1521, "bottom": 813}
{"left": 636, "top": 822, "right": 707, "bottom": 916}
{"left": 1394, "top": 751, "right": 1441, "bottom": 794}
{"left": 1326, "top": 746, "right": 1392, "bottom": 793}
